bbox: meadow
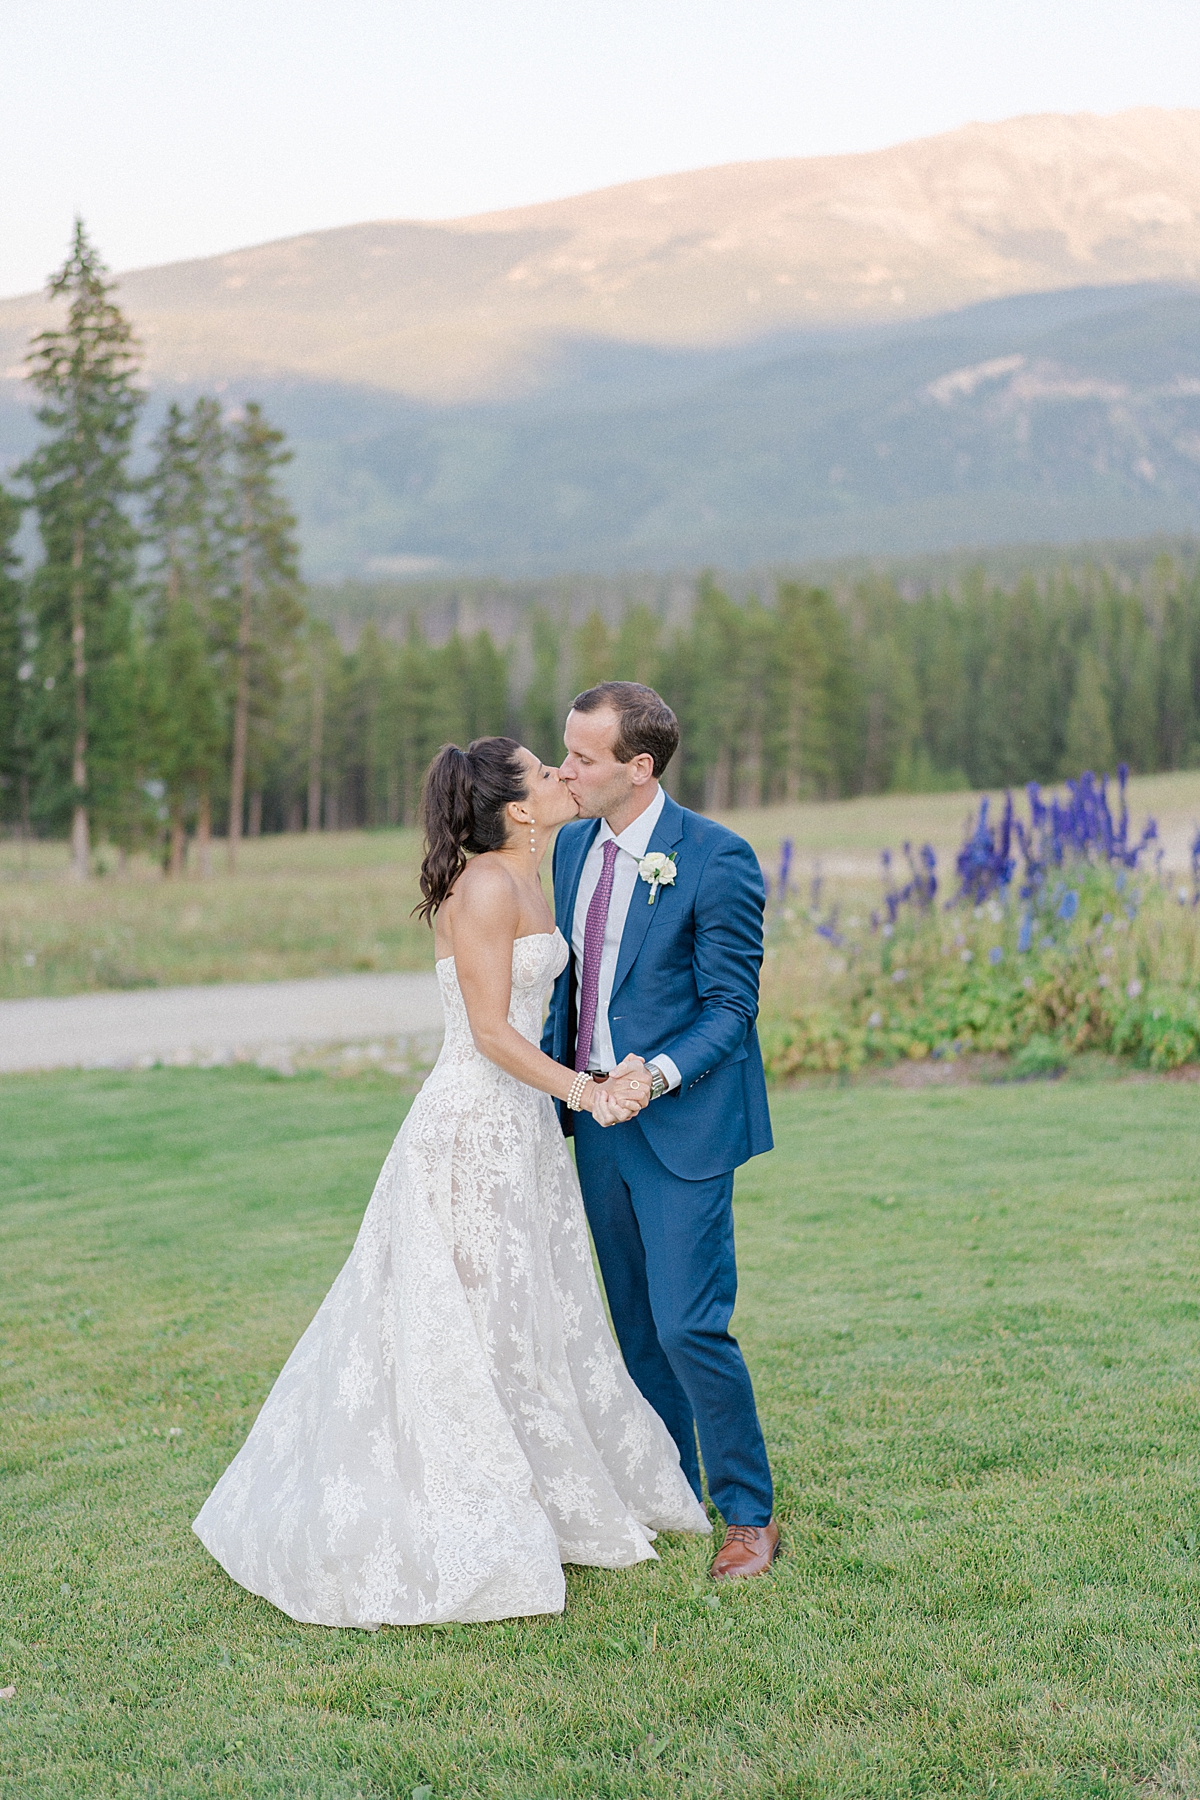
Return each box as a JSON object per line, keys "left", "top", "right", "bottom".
{"left": 5, "top": 1064, "right": 1200, "bottom": 1796}
{"left": 4, "top": 771, "right": 1200, "bottom": 1004}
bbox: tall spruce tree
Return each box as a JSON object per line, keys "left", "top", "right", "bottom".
{"left": 520, "top": 610, "right": 567, "bottom": 766}
{"left": 571, "top": 609, "right": 615, "bottom": 695}
{"left": 225, "top": 403, "right": 304, "bottom": 870}
{"left": 303, "top": 619, "right": 339, "bottom": 830}
{"left": 143, "top": 399, "right": 231, "bottom": 874}
{"left": 0, "top": 483, "right": 26, "bottom": 829}
{"left": 19, "top": 220, "right": 143, "bottom": 878}
{"left": 773, "top": 584, "right": 838, "bottom": 800}
{"left": 611, "top": 605, "right": 663, "bottom": 690}
{"left": 1062, "top": 648, "right": 1116, "bottom": 777}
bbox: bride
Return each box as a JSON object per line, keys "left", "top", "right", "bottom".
{"left": 193, "top": 736, "right": 709, "bottom": 1627}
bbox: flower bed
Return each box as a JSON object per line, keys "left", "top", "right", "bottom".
{"left": 762, "top": 770, "right": 1200, "bottom": 1076}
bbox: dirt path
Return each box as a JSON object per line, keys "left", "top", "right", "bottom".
{"left": 0, "top": 971, "right": 444, "bottom": 1074}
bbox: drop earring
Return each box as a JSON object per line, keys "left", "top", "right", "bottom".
{"left": 529, "top": 824, "right": 537, "bottom": 855}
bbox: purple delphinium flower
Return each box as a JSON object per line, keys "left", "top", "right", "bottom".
{"left": 1014, "top": 768, "right": 1157, "bottom": 901}
{"left": 778, "top": 838, "right": 794, "bottom": 898}
{"left": 878, "top": 842, "right": 939, "bottom": 924}
{"left": 955, "top": 795, "right": 1014, "bottom": 905}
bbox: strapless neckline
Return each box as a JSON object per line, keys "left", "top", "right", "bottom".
{"left": 434, "top": 927, "right": 563, "bottom": 968}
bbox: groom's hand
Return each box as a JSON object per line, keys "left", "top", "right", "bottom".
{"left": 605, "top": 1054, "right": 651, "bottom": 1114}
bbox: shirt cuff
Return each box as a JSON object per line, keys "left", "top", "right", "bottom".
{"left": 647, "top": 1053, "right": 682, "bottom": 1093}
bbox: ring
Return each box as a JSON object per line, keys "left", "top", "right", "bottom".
{"left": 629, "top": 1081, "right": 640, "bottom": 1091}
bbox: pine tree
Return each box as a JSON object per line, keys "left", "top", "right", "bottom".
{"left": 612, "top": 605, "right": 663, "bottom": 690}
{"left": 303, "top": 620, "right": 339, "bottom": 830}
{"left": 1156, "top": 580, "right": 1198, "bottom": 769}
{"left": 347, "top": 622, "right": 395, "bottom": 828}
{"left": 571, "top": 609, "right": 614, "bottom": 695}
{"left": 143, "top": 399, "right": 231, "bottom": 874}
{"left": 459, "top": 631, "right": 510, "bottom": 740}
{"left": 224, "top": 404, "right": 304, "bottom": 870}
{"left": 907, "top": 591, "right": 969, "bottom": 787}
{"left": 772, "top": 584, "right": 836, "bottom": 800}
{"left": 685, "top": 579, "right": 748, "bottom": 811}
{"left": 1062, "top": 648, "right": 1115, "bottom": 777}
{"left": 520, "top": 610, "right": 566, "bottom": 766}
{"left": 859, "top": 633, "right": 921, "bottom": 794}
{"left": 0, "top": 483, "right": 26, "bottom": 830}
{"left": 967, "top": 579, "right": 1058, "bottom": 786}
{"left": 19, "top": 221, "right": 144, "bottom": 877}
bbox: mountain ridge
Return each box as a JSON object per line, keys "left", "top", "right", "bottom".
{"left": 4, "top": 107, "right": 1200, "bottom": 403}
{"left": 4, "top": 111, "right": 1200, "bottom": 576}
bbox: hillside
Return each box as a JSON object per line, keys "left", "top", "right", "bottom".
{"left": 3, "top": 109, "right": 1200, "bottom": 576}
{"left": 249, "top": 283, "right": 1200, "bottom": 574}
{"left": 3, "top": 108, "right": 1200, "bottom": 403}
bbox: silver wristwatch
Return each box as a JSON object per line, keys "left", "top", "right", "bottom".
{"left": 645, "top": 1063, "right": 669, "bottom": 1101}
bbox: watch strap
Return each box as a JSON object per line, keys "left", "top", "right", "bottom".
{"left": 646, "top": 1062, "right": 669, "bottom": 1100}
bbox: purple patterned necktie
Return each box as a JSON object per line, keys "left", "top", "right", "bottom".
{"left": 575, "top": 837, "right": 620, "bottom": 1072}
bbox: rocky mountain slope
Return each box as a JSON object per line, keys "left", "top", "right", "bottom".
{"left": 276, "top": 284, "right": 1200, "bottom": 574}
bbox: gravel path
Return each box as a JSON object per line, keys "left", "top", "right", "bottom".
{"left": 0, "top": 971, "right": 445, "bottom": 1074}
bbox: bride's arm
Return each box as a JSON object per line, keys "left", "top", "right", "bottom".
{"left": 446, "top": 863, "right": 638, "bottom": 1122}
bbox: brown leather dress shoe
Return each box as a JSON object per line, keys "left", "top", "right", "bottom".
{"left": 709, "top": 1520, "right": 780, "bottom": 1580}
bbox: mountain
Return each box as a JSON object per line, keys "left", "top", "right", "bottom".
{"left": 273, "top": 284, "right": 1200, "bottom": 574}
{"left": 4, "top": 107, "right": 1200, "bottom": 402}
{"left": 3, "top": 109, "right": 1200, "bottom": 575}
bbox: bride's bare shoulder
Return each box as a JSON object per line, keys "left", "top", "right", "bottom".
{"left": 444, "top": 855, "right": 520, "bottom": 933}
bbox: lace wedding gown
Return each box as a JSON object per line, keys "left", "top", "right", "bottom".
{"left": 193, "top": 928, "right": 709, "bottom": 1627}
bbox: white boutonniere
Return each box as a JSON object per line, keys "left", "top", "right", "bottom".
{"left": 638, "top": 850, "right": 677, "bottom": 904}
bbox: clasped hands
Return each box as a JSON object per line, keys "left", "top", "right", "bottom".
{"left": 589, "top": 1054, "right": 652, "bottom": 1127}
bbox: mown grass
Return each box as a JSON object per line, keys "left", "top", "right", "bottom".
{"left": 4, "top": 1067, "right": 1200, "bottom": 1796}
{"left": 5, "top": 771, "right": 1199, "bottom": 1001}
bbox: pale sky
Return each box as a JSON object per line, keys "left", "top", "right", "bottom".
{"left": 3, "top": 0, "right": 1199, "bottom": 299}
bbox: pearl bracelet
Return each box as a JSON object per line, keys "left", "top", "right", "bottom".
{"left": 566, "top": 1071, "right": 590, "bottom": 1112}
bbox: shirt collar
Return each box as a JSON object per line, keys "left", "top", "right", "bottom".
{"left": 598, "top": 784, "right": 666, "bottom": 859}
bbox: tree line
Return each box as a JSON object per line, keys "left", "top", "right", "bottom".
{"left": 535, "top": 564, "right": 1200, "bottom": 809}
{"left": 0, "top": 223, "right": 303, "bottom": 876}
{"left": 4, "top": 226, "right": 1200, "bottom": 873}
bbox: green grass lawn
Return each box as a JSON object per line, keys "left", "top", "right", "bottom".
{"left": 4, "top": 1069, "right": 1200, "bottom": 1797}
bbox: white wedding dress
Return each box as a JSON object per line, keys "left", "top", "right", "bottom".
{"left": 193, "top": 928, "right": 708, "bottom": 1627}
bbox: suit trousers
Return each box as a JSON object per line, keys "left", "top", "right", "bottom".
{"left": 572, "top": 1110, "right": 774, "bottom": 1527}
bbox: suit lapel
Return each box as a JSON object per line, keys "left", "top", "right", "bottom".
{"left": 612, "top": 794, "right": 686, "bottom": 999}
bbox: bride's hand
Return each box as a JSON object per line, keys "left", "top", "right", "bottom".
{"left": 588, "top": 1083, "right": 637, "bottom": 1127}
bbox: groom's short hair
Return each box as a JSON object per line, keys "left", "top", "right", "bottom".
{"left": 570, "top": 681, "right": 680, "bottom": 777}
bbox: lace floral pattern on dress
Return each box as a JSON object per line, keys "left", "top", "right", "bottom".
{"left": 193, "top": 928, "right": 709, "bottom": 1627}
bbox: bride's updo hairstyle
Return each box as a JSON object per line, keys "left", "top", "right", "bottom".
{"left": 415, "top": 736, "right": 529, "bottom": 923}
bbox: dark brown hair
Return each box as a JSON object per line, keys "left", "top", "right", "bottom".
{"left": 570, "top": 681, "right": 679, "bottom": 777}
{"left": 415, "top": 736, "right": 528, "bottom": 923}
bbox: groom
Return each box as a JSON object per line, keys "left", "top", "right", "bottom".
{"left": 542, "top": 682, "right": 778, "bottom": 1579}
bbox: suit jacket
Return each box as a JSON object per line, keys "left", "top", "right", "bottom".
{"left": 541, "top": 793, "right": 773, "bottom": 1182}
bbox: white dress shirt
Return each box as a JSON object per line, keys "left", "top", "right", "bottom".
{"left": 570, "top": 784, "right": 681, "bottom": 1091}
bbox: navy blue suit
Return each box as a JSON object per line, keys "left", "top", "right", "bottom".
{"left": 542, "top": 793, "right": 774, "bottom": 1525}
